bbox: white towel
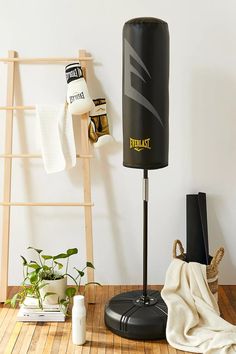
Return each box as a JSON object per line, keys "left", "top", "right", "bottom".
{"left": 36, "top": 104, "right": 76, "bottom": 173}
{"left": 161, "top": 259, "right": 236, "bottom": 354}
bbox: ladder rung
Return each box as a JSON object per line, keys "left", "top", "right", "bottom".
{"left": 0, "top": 154, "right": 92, "bottom": 159}
{"left": 0, "top": 106, "right": 34, "bottom": 110}
{"left": 0, "top": 104, "right": 89, "bottom": 111}
{"left": 0, "top": 57, "right": 92, "bottom": 63}
{"left": 0, "top": 202, "right": 93, "bottom": 207}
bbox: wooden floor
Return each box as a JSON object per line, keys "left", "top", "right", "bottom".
{"left": 0, "top": 285, "right": 235, "bottom": 353}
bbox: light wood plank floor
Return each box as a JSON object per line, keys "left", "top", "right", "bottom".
{"left": 0, "top": 285, "right": 235, "bottom": 353}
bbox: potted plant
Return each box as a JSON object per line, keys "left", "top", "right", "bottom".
{"left": 6, "top": 246, "right": 98, "bottom": 313}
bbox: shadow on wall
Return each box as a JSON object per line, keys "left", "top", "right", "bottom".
{"left": 14, "top": 64, "right": 36, "bottom": 246}
{"left": 207, "top": 196, "right": 235, "bottom": 284}
{"left": 189, "top": 69, "right": 236, "bottom": 282}
{"left": 68, "top": 56, "right": 129, "bottom": 279}
{"left": 89, "top": 58, "right": 129, "bottom": 278}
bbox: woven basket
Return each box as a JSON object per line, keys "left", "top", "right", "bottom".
{"left": 173, "top": 239, "right": 224, "bottom": 301}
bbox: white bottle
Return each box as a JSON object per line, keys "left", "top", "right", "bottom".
{"left": 72, "top": 295, "right": 86, "bottom": 345}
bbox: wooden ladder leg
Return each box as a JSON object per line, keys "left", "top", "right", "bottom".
{"left": 79, "top": 50, "right": 95, "bottom": 303}
{"left": 0, "top": 50, "right": 16, "bottom": 302}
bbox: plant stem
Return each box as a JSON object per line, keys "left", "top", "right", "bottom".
{"left": 23, "top": 265, "right": 26, "bottom": 279}
{"left": 78, "top": 275, "right": 82, "bottom": 294}
{"left": 38, "top": 254, "right": 43, "bottom": 267}
{"left": 64, "top": 273, "right": 78, "bottom": 287}
{"left": 51, "top": 259, "right": 54, "bottom": 275}
{"left": 66, "top": 257, "right": 69, "bottom": 274}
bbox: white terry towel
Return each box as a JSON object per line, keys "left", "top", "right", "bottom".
{"left": 161, "top": 259, "right": 236, "bottom": 354}
{"left": 36, "top": 104, "right": 76, "bottom": 173}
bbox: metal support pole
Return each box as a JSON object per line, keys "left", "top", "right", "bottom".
{"left": 143, "top": 169, "right": 149, "bottom": 301}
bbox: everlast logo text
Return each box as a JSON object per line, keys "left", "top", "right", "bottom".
{"left": 129, "top": 138, "right": 151, "bottom": 152}
{"left": 69, "top": 92, "right": 85, "bottom": 103}
{"left": 66, "top": 67, "right": 82, "bottom": 81}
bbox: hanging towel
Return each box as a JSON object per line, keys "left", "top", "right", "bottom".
{"left": 161, "top": 259, "right": 236, "bottom": 354}
{"left": 36, "top": 104, "right": 76, "bottom": 173}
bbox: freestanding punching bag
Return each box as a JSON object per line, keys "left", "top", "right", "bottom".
{"left": 105, "top": 17, "right": 170, "bottom": 340}
{"left": 123, "top": 17, "right": 169, "bottom": 170}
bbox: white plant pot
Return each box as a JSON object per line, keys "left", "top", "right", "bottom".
{"left": 40, "top": 277, "right": 67, "bottom": 305}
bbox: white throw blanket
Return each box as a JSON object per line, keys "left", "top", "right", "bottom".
{"left": 36, "top": 104, "right": 76, "bottom": 173}
{"left": 161, "top": 259, "right": 236, "bottom": 354}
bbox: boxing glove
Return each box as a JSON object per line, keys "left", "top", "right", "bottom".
{"left": 88, "top": 98, "right": 113, "bottom": 147}
{"left": 65, "top": 62, "right": 94, "bottom": 115}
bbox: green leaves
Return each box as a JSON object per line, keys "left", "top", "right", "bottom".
{"left": 20, "top": 255, "right": 27, "bottom": 266}
{"left": 86, "top": 262, "right": 95, "bottom": 269}
{"left": 27, "top": 262, "right": 40, "bottom": 270}
{"left": 42, "top": 265, "right": 50, "bottom": 271}
{"left": 27, "top": 246, "right": 43, "bottom": 254}
{"left": 9, "top": 293, "right": 19, "bottom": 307}
{"left": 5, "top": 298, "right": 12, "bottom": 306}
{"left": 8, "top": 245, "right": 99, "bottom": 316}
{"left": 66, "top": 287, "right": 76, "bottom": 298}
{"left": 66, "top": 248, "right": 78, "bottom": 256}
{"left": 74, "top": 267, "right": 84, "bottom": 277}
{"left": 53, "top": 253, "right": 68, "bottom": 260}
{"left": 41, "top": 255, "right": 53, "bottom": 260}
{"left": 54, "top": 261, "right": 63, "bottom": 270}
{"left": 73, "top": 261, "right": 95, "bottom": 281}
{"left": 59, "top": 298, "right": 70, "bottom": 315}
{"left": 29, "top": 272, "right": 38, "bottom": 284}
{"left": 60, "top": 298, "right": 69, "bottom": 306}
{"left": 53, "top": 248, "right": 78, "bottom": 260}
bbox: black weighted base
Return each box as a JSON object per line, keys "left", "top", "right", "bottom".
{"left": 104, "top": 290, "right": 167, "bottom": 340}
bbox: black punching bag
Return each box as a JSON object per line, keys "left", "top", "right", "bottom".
{"left": 104, "top": 17, "right": 169, "bottom": 341}
{"left": 123, "top": 17, "right": 169, "bottom": 170}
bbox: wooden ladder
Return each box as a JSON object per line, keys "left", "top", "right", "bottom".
{"left": 0, "top": 50, "right": 95, "bottom": 303}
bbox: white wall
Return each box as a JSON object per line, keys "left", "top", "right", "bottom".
{"left": 0, "top": 0, "right": 235, "bottom": 285}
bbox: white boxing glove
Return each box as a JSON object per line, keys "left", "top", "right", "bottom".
{"left": 65, "top": 62, "right": 94, "bottom": 115}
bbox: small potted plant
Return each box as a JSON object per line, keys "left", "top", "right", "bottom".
{"left": 6, "top": 246, "right": 98, "bottom": 313}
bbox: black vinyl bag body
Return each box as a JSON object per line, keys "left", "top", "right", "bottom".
{"left": 122, "top": 17, "right": 169, "bottom": 170}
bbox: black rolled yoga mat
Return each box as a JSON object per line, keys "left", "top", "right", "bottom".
{"left": 122, "top": 17, "right": 169, "bottom": 170}
{"left": 186, "top": 192, "right": 209, "bottom": 264}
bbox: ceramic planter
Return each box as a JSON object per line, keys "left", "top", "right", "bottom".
{"left": 40, "top": 276, "right": 67, "bottom": 305}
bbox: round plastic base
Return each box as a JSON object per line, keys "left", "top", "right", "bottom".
{"left": 104, "top": 290, "right": 168, "bottom": 340}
